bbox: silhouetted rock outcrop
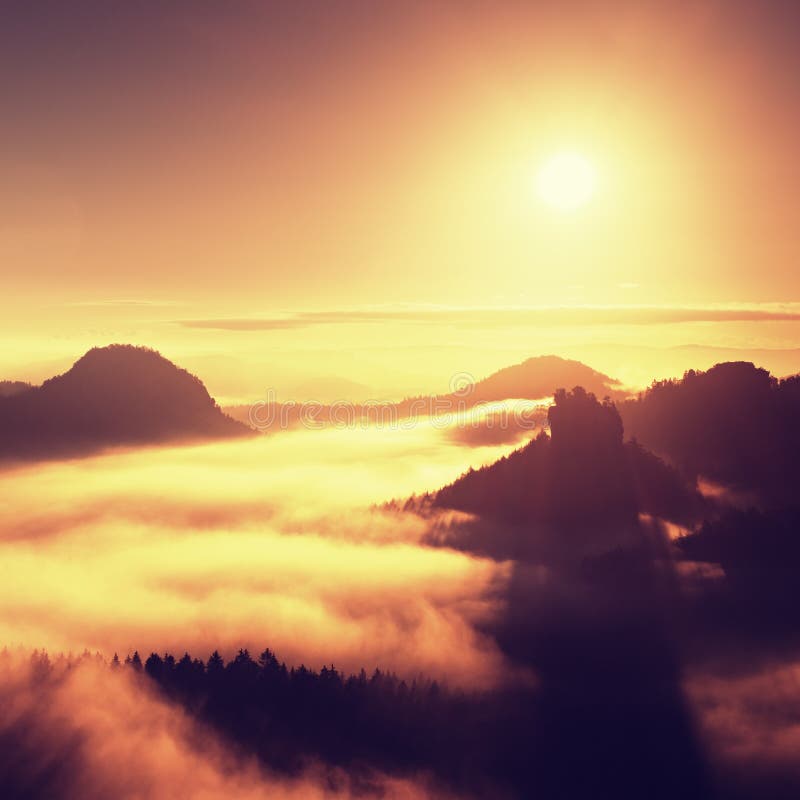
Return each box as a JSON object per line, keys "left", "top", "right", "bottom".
{"left": 0, "top": 345, "right": 250, "bottom": 462}
{"left": 431, "top": 387, "right": 702, "bottom": 559}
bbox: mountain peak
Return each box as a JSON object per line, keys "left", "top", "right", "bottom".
{"left": 0, "top": 344, "right": 250, "bottom": 462}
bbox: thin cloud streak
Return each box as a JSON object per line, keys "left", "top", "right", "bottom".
{"left": 178, "top": 304, "right": 800, "bottom": 332}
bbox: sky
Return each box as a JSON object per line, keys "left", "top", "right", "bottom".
{"left": 2, "top": 0, "right": 800, "bottom": 395}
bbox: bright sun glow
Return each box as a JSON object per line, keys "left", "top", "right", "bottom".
{"left": 536, "top": 151, "right": 597, "bottom": 211}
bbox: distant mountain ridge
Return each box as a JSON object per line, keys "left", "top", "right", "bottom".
{"left": 0, "top": 345, "right": 250, "bottom": 462}
{"left": 225, "top": 354, "right": 624, "bottom": 432}
{"left": 458, "top": 355, "right": 623, "bottom": 404}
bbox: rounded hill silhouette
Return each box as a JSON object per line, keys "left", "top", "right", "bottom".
{"left": 621, "top": 361, "right": 800, "bottom": 505}
{"left": 0, "top": 345, "right": 250, "bottom": 462}
{"left": 464, "top": 355, "right": 623, "bottom": 404}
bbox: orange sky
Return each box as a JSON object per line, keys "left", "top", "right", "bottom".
{"left": 2, "top": 0, "right": 800, "bottom": 395}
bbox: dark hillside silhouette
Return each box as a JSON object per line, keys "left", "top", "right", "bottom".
{"left": 621, "top": 361, "right": 800, "bottom": 506}
{"left": 0, "top": 380, "right": 31, "bottom": 397}
{"left": 399, "top": 372, "right": 800, "bottom": 798}
{"left": 421, "top": 386, "right": 710, "bottom": 798}
{"left": 0, "top": 345, "right": 250, "bottom": 462}
{"left": 676, "top": 507, "right": 800, "bottom": 657}
{"left": 446, "top": 355, "right": 623, "bottom": 406}
{"left": 431, "top": 387, "right": 702, "bottom": 559}
{"left": 3, "top": 646, "right": 557, "bottom": 799}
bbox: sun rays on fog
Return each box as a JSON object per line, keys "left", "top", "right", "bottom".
{"left": 0, "top": 424, "right": 524, "bottom": 688}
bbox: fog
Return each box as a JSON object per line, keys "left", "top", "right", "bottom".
{"left": 0, "top": 653, "right": 455, "bottom": 799}
{"left": 0, "top": 423, "right": 521, "bottom": 687}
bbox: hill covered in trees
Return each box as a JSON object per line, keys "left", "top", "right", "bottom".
{"left": 11, "top": 643, "right": 701, "bottom": 800}
{"left": 0, "top": 345, "right": 250, "bottom": 462}
{"left": 620, "top": 361, "right": 800, "bottom": 506}
{"left": 425, "top": 386, "right": 703, "bottom": 559}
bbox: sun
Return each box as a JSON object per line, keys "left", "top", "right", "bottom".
{"left": 536, "top": 151, "right": 597, "bottom": 211}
